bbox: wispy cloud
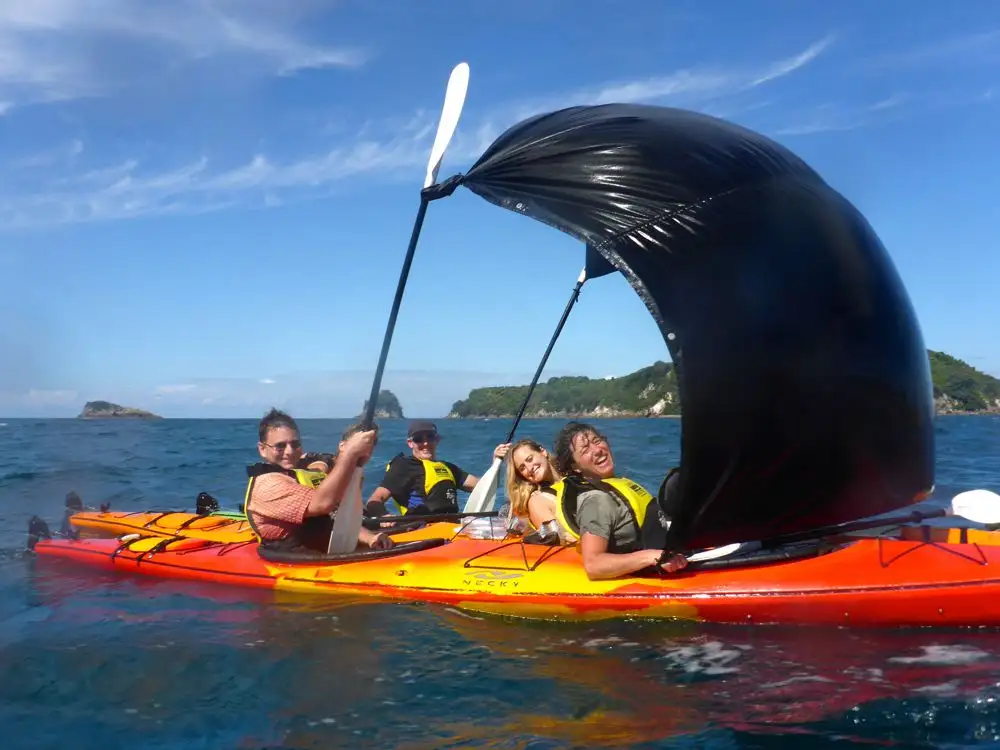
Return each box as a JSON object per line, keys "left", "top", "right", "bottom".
{"left": 773, "top": 96, "right": 907, "bottom": 136}
{"left": 750, "top": 35, "right": 835, "bottom": 86}
{"left": 0, "top": 37, "right": 832, "bottom": 229}
{"left": 8, "top": 138, "right": 83, "bottom": 169}
{"left": 0, "top": 0, "right": 365, "bottom": 110}
{"left": 498, "top": 35, "right": 835, "bottom": 125}
{"left": 869, "top": 30, "right": 1000, "bottom": 69}
{"left": 773, "top": 87, "right": 994, "bottom": 137}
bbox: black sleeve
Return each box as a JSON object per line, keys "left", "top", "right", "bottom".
{"left": 298, "top": 452, "right": 335, "bottom": 471}
{"left": 445, "top": 461, "right": 470, "bottom": 490}
{"left": 379, "top": 456, "right": 419, "bottom": 504}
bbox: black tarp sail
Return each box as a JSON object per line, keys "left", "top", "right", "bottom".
{"left": 444, "top": 103, "right": 935, "bottom": 551}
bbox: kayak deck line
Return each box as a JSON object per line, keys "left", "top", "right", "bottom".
{"left": 31, "top": 514, "right": 1000, "bottom": 627}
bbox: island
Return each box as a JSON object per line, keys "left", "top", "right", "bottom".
{"left": 358, "top": 389, "right": 405, "bottom": 419}
{"left": 448, "top": 351, "right": 1000, "bottom": 418}
{"left": 930, "top": 351, "right": 1000, "bottom": 414}
{"left": 449, "top": 361, "right": 680, "bottom": 418}
{"left": 78, "top": 400, "right": 163, "bottom": 419}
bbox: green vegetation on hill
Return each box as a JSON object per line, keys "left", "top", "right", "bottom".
{"left": 929, "top": 351, "right": 1000, "bottom": 413}
{"left": 78, "top": 401, "right": 162, "bottom": 419}
{"left": 359, "top": 389, "right": 405, "bottom": 419}
{"left": 449, "top": 361, "right": 679, "bottom": 418}
{"left": 449, "top": 351, "right": 1000, "bottom": 418}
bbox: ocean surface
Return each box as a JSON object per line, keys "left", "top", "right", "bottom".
{"left": 1, "top": 415, "right": 999, "bottom": 749}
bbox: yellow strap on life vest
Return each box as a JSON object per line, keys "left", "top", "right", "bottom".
{"left": 421, "top": 459, "right": 456, "bottom": 494}
{"left": 551, "top": 475, "right": 654, "bottom": 542}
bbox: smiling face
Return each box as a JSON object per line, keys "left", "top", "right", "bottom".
{"left": 512, "top": 443, "right": 552, "bottom": 485}
{"left": 258, "top": 425, "right": 303, "bottom": 471}
{"left": 407, "top": 430, "right": 439, "bottom": 461}
{"left": 569, "top": 429, "right": 615, "bottom": 480}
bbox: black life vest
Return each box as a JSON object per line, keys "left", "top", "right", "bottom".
{"left": 244, "top": 463, "right": 333, "bottom": 553}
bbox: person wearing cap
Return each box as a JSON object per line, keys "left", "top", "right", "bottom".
{"left": 366, "top": 420, "right": 495, "bottom": 516}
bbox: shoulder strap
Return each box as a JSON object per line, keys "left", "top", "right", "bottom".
{"left": 246, "top": 462, "right": 294, "bottom": 479}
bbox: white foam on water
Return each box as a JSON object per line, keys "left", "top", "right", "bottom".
{"left": 759, "top": 675, "right": 835, "bottom": 689}
{"left": 659, "top": 640, "right": 746, "bottom": 675}
{"left": 582, "top": 635, "right": 626, "bottom": 648}
{"left": 914, "top": 680, "right": 962, "bottom": 696}
{"left": 843, "top": 666, "right": 885, "bottom": 683}
{"left": 888, "top": 644, "right": 991, "bottom": 665}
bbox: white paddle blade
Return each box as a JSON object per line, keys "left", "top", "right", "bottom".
{"left": 950, "top": 489, "right": 1000, "bottom": 525}
{"left": 687, "top": 541, "right": 758, "bottom": 563}
{"left": 423, "top": 62, "right": 470, "bottom": 188}
{"left": 327, "top": 467, "right": 364, "bottom": 554}
{"left": 464, "top": 457, "right": 502, "bottom": 514}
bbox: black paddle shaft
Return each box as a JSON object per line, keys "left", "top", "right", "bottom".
{"left": 505, "top": 274, "right": 587, "bottom": 443}
{"left": 362, "top": 178, "right": 463, "bottom": 430}
{"left": 362, "top": 197, "right": 430, "bottom": 429}
{"left": 757, "top": 507, "right": 948, "bottom": 549}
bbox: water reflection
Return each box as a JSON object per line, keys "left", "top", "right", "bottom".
{"left": 7, "top": 557, "right": 1000, "bottom": 749}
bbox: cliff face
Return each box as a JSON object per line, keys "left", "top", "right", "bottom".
{"left": 78, "top": 401, "right": 162, "bottom": 419}
{"left": 449, "top": 351, "right": 1000, "bottom": 418}
{"left": 357, "top": 390, "right": 405, "bottom": 419}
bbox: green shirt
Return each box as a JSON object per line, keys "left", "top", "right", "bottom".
{"left": 575, "top": 489, "right": 640, "bottom": 553}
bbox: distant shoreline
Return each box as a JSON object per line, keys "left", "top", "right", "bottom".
{"left": 5, "top": 413, "right": 1000, "bottom": 421}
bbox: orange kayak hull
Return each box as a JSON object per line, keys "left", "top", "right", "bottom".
{"left": 31, "top": 531, "right": 1000, "bottom": 627}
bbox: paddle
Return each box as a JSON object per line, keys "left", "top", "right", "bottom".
{"left": 463, "top": 268, "right": 589, "bottom": 514}
{"left": 676, "top": 488, "right": 1000, "bottom": 563}
{"left": 327, "top": 62, "right": 471, "bottom": 555}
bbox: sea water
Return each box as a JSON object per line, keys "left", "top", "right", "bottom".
{"left": 1, "top": 416, "right": 999, "bottom": 748}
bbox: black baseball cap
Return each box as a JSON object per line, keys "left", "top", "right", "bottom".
{"left": 407, "top": 420, "right": 438, "bottom": 438}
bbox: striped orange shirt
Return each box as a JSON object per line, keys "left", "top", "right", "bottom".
{"left": 247, "top": 473, "right": 315, "bottom": 540}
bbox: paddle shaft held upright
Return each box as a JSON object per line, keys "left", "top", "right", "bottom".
{"left": 505, "top": 269, "right": 587, "bottom": 442}
{"left": 362, "top": 197, "right": 430, "bottom": 429}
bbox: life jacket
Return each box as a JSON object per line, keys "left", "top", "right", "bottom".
{"left": 244, "top": 463, "right": 332, "bottom": 552}
{"left": 388, "top": 454, "right": 460, "bottom": 515}
{"left": 550, "top": 474, "right": 668, "bottom": 551}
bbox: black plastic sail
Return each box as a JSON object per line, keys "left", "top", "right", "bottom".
{"left": 446, "top": 103, "right": 934, "bottom": 551}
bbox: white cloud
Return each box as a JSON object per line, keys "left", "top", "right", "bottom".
{"left": 750, "top": 35, "right": 834, "bottom": 86}
{"left": 773, "top": 86, "right": 990, "bottom": 136}
{"left": 8, "top": 138, "right": 82, "bottom": 168}
{"left": 0, "top": 0, "right": 364, "bottom": 110}
{"left": 0, "top": 367, "right": 564, "bottom": 418}
{"left": 154, "top": 384, "right": 198, "bottom": 394}
{"left": 24, "top": 388, "right": 78, "bottom": 406}
{"left": 0, "top": 37, "right": 832, "bottom": 228}
{"left": 498, "top": 36, "right": 834, "bottom": 125}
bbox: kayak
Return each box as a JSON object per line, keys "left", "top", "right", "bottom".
{"left": 29, "top": 527, "right": 1000, "bottom": 627}
{"left": 66, "top": 509, "right": 497, "bottom": 545}
{"left": 69, "top": 509, "right": 255, "bottom": 543}
{"left": 68, "top": 503, "right": 1000, "bottom": 549}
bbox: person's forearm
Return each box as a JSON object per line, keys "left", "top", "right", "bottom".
{"left": 582, "top": 550, "right": 655, "bottom": 580}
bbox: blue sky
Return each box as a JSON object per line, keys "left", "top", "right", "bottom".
{"left": 1, "top": 0, "right": 998, "bottom": 418}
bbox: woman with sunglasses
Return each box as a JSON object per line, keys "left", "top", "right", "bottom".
{"left": 366, "top": 420, "right": 500, "bottom": 517}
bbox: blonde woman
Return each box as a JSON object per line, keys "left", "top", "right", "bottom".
{"left": 496, "top": 438, "right": 569, "bottom": 540}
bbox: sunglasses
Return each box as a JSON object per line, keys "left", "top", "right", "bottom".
{"left": 409, "top": 432, "right": 439, "bottom": 444}
{"left": 265, "top": 440, "right": 302, "bottom": 453}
